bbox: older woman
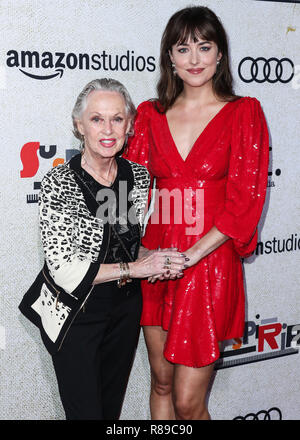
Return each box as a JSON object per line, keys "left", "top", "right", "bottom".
{"left": 19, "top": 78, "right": 186, "bottom": 420}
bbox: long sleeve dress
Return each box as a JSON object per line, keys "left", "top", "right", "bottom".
{"left": 124, "top": 97, "right": 269, "bottom": 367}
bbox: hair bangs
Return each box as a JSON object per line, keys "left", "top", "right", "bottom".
{"left": 172, "top": 13, "right": 217, "bottom": 48}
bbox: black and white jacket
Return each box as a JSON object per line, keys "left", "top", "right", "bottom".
{"left": 19, "top": 153, "right": 150, "bottom": 354}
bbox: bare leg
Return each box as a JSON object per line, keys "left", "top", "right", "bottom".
{"left": 143, "top": 326, "right": 175, "bottom": 420}
{"left": 172, "top": 362, "right": 215, "bottom": 420}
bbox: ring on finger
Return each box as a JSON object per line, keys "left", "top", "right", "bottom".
{"left": 164, "top": 256, "right": 171, "bottom": 266}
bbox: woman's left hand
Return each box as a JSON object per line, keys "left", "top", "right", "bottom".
{"left": 181, "top": 246, "right": 202, "bottom": 268}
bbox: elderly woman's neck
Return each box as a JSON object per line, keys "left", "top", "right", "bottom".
{"left": 82, "top": 150, "right": 115, "bottom": 171}
{"left": 81, "top": 150, "right": 117, "bottom": 185}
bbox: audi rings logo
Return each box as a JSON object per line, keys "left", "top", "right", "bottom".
{"left": 238, "top": 57, "right": 294, "bottom": 84}
{"left": 234, "top": 407, "right": 282, "bottom": 420}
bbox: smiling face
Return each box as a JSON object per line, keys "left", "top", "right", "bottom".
{"left": 169, "top": 35, "right": 222, "bottom": 89}
{"left": 76, "top": 90, "right": 131, "bottom": 159}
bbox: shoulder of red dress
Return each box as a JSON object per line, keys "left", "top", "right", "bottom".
{"left": 136, "top": 99, "right": 163, "bottom": 115}
{"left": 137, "top": 99, "right": 154, "bottom": 111}
{"left": 235, "top": 96, "right": 261, "bottom": 107}
{"left": 233, "top": 96, "right": 263, "bottom": 116}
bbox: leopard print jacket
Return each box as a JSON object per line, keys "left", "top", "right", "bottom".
{"left": 39, "top": 156, "right": 150, "bottom": 295}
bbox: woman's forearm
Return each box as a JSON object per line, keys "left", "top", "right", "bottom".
{"left": 92, "top": 247, "right": 187, "bottom": 284}
{"left": 92, "top": 246, "right": 151, "bottom": 285}
{"left": 186, "top": 226, "right": 230, "bottom": 265}
{"left": 91, "top": 258, "right": 159, "bottom": 285}
{"left": 92, "top": 263, "right": 122, "bottom": 285}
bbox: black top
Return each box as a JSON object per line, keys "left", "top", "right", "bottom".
{"left": 70, "top": 152, "right": 141, "bottom": 294}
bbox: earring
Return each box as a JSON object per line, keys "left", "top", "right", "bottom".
{"left": 172, "top": 62, "right": 177, "bottom": 75}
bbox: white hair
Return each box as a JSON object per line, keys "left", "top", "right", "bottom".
{"left": 72, "top": 78, "right": 136, "bottom": 141}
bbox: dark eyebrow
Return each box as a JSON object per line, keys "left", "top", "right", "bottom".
{"left": 177, "top": 40, "right": 211, "bottom": 46}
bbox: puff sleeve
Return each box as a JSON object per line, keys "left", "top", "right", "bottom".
{"left": 214, "top": 97, "right": 269, "bottom": 257}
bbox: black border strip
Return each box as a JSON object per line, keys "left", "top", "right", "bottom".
{"left": 255, "top": 1, "right": 300, "bottom": 3}
{"left": 220, "top": 345, "right": 257, "bottom": 358}
{"left": 215, "top": 348, "right": 299, "bottom": 370}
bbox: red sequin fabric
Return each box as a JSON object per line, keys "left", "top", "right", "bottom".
{"left": 124, "top": 97, "right": 269, "bottom": 367}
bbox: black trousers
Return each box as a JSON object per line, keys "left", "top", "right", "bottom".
{"left": 52, "top": 281, "right": 142, "bottom": 420}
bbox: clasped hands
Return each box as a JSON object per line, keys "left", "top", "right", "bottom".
{"left": 135, "top": 246, "right": 191, "bottom": 284}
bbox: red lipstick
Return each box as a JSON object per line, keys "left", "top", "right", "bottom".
{"left": 187, "top": 68, "right": 204, "bottom": 74}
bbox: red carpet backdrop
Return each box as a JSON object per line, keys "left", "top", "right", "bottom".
{"left": 0, "top": 0, "right": 299, "bottom": 420}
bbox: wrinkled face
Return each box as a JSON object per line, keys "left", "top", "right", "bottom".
{"left": 76, "top": 90, "right": 131, "bottom": 159}
{"left": 169, "top": 35, "right": 222, "bottom": 88}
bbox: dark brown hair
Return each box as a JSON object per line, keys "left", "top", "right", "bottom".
{"left": 156, "top": 6, "right": 238, "bottom": 112}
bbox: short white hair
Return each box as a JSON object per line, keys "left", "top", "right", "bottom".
{"left": 72, "top": 78, "right": 136, "bottom": 141}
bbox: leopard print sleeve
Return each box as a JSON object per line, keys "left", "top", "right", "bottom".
{"left": 38, "top": 165, "right": 103, "bottom": 294}
{"left": 128, "top": 160, "right": 151, "bottom": 230}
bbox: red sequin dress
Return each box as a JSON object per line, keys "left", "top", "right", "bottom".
{"left": 124, "top": 97, "right": 269, "bottom": 367}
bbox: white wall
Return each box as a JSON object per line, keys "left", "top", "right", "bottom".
{"left": 0, "top": 0, "right": 299, "bottom": 420}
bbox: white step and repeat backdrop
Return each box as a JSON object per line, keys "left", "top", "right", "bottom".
{"left": 0, "top": 0, "right": 299, "bottom": 420}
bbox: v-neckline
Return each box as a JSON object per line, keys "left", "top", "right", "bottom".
{"left": 164, "top": 101, "right": 232, "bottom": 163}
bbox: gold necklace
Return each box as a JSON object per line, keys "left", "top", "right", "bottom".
{"left": 82, "top": 154, "right": 115, "bottom": 186}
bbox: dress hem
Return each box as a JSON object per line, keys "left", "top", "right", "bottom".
{"left": 142, "top": 323, "right": 244, "bottom": 368}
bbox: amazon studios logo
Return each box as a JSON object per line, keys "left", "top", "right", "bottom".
{"left": 256, "top": 233, "right": 300, "bottom": 256}
{"left": 6, "top": 49, "right": 156, "bottom": 80}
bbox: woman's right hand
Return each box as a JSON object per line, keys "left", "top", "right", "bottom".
{"left": 129, "top": 249, "right": 187, "bottom": 280}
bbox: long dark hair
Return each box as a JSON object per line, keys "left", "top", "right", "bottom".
{"left": 156, "top": 6, "right": 238, "bottom": 112}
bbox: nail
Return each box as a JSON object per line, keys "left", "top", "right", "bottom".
{"left": 184, "top": 264, "right": 189, "bottom": 268}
